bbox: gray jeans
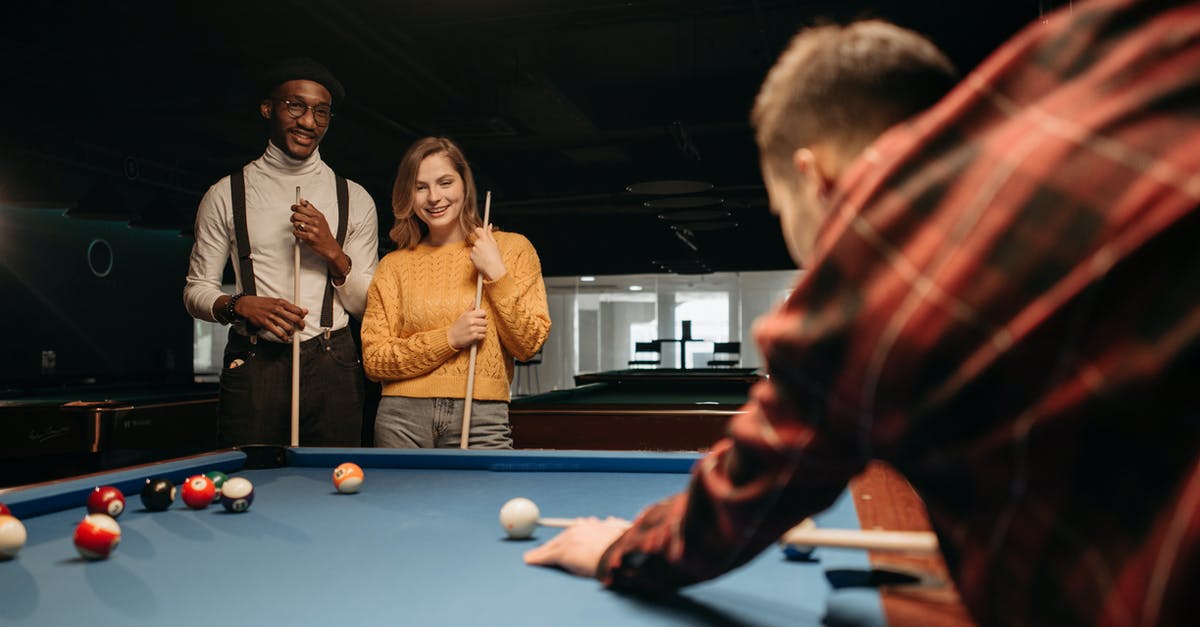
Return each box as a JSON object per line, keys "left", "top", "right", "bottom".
{"left": 374, "top": 396, "right": 512, "bottom": 449}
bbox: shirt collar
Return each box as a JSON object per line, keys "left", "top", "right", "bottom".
{"left": 262, "top": 140, "right": 322, "bottom": 175}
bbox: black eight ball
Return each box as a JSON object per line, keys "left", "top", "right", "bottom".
{"left": 140, "top": 477, "right": 176, "bottom": 511}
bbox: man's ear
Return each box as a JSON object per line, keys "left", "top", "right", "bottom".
{"left": 260, "top": 99, "right": 272, "bottom": 120}
{"left": 792, "top": 145, "right": 838, "bottom": 198}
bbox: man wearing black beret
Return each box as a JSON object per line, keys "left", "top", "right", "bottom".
{"left": 184, "top": 57, "right": 379, "bottom": 446}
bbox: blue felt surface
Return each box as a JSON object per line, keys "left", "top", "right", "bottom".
{"left": 0, "top": 450, "right": 884, "bottom": 626}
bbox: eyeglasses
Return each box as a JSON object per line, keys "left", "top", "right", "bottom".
{"left": 274, "top": 99, "right": 333, "bottom": 126}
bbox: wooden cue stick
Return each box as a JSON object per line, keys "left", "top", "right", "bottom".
{"left": 536, "top": 516, "right": 939, "bottom": 554}
{"left": 459, "top": 191, "right": 493, "bottom": 449}
{"left": 778, "top": 526, "right": 939, "bottom": 554}
{"left": 291, "top": 186, "right": 301, "bottom": 447}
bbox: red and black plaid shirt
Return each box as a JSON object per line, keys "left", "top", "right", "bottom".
{"left": 598, "top": 1, "right": 1200, "bottom": 625}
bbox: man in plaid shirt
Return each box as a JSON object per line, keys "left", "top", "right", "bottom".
{"left": 526, "top": 1, "right": 1199, "bottom": 625}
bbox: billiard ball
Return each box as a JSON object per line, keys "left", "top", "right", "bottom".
{"left": 74, "top": 513, "right": 121, "bottom": 560}
{"left": 781, "top": 544, "right": 815, "bottom": 560}
{"left": 0, "top": 515, "right": 27, "bottom": 559}
{"left": 0, "top": 502, "right": 10, "bottom": 516}
{"left": 220, "top": 477, "right": 255, "bottom": 513}
{"left": 182, "top": 475, "right": 216, "bottom": 509}
{"left": 332, "top": 462, "right": 364, "bottom": 494}
{"left": 140, "top": 477, "right": 176, "bottom": 511}
{"left": 779, "top": 518, "right": 817, "bottom": 560}
{"left": 499, "top": 497, "right": 540, "bottom": 539}
{"left": 87, "top": 485, "right": 126, "bottom": 518}
{"left": 205, "top": 471, "right": 228, "bottom": 503}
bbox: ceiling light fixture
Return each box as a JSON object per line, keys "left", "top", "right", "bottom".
{"left": 657, "top": 209, "right": 731, "bottom": 222}
{"left": 642, "top": 196, "right": 724, "bottom": 210}
{"left": 673, "top": 220, "right": 738, "bottom": 232}
{"left": 625, "top": 180, "right": 714, "bottom": 195}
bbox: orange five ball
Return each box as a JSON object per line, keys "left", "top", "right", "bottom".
{"left": 332, "top": 463, "right": 364, "bottom": 494}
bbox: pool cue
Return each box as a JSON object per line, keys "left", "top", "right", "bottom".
{"left": 291, "top": 186, "right": 301, "bottom": 447}
{"left": 538, "top": 517, "right": 631, "bottom": 529}
{"left": 537, "top": 517, "right": 939, "bottom": 554}
{"left": 459, "top": 191, "right": 493, "bottom": 449}
{"left": 778, "top": 519, "right": 939, "bottom": 554}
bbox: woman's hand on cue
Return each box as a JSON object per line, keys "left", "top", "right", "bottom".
{"left": 448, "top": 307, "right": 487, "bottom": 350}
{"left": 469, "top": 225, "right": 506, "bottom": 281}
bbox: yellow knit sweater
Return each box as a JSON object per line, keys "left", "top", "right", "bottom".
{"left": 361, "top": 231, "right": 550, "bottom": 401}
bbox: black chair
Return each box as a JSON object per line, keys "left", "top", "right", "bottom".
{"left": 628, "top": 340, "right": 662, "bottom": 368}
{"left": 513, "top": 349, "right": 543, "bottom": 396}
{"left": 706, "top": 341, "right": 741, "bottom": 367}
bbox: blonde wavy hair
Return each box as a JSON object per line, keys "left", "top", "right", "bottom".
{"left": 389, "top": 136, "right": 481, "bottom": 249}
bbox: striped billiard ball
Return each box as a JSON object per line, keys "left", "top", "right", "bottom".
{"left": 220, "top": 477, "right": 255, "bottom": 513}
{"left": 74, "top": 514, "right": 121, "bottom": 560}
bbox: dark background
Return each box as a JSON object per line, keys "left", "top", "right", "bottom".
{"left": 0, "top": 1, "right": 1070, "bottom": 384}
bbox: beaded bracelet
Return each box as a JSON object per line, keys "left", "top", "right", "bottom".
{"left": 226, "top": 292, "right": 245, "bottom": 324}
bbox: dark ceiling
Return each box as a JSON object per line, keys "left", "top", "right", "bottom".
{"left": 0, "top": 1, "right": 1053, "bottom": 277}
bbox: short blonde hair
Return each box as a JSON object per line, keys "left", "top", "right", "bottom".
{"left": 752, "top": 20, "right": 956, "bottom": 175}
{"left": 389, "top": 137, "right": 481, "bottom": 249}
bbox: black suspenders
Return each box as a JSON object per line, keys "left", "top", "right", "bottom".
{"left": 230, "top": 170, "right": 257, "bottom": 297}
{"left": 321, "top": 178, "right": 350, "bottom": 329}
{"left": 229, "top": 169, "right": 349, "bottom": 333}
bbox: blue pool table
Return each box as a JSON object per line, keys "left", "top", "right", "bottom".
{"left": 0, "top": 448, "right": 903, "bottom": 627}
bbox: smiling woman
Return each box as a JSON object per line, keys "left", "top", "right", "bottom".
{"left": 361, "top": 137, "right": 551, "bottom": 450}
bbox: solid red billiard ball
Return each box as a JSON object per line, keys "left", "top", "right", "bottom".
{"left": 140, "top": 477, "right": 176, "bottom": 511}
{"left": 74, "top": 513, "right": 121, "bottom": 560}
{"left": 0, "top": 502, "right": 10, "bottom": 516}
{"left": 181, "top": 475, "right": 216, "bottom": 509}
{"left": 332, "top": 462, "right": 364, "bottom": 494}
{"left": 87, "top": 486, "right": 126, "bottom": 518}
{"left": 220, "top": 477, "right": 255, "bottom": 513}
{"left": 0, "top": 515, "right": 27, "bottom": 559}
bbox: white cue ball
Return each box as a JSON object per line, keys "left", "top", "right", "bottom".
{"left": 499, "top": 497, "right": 540, "bottom": 539}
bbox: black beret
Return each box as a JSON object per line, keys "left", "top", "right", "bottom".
{"left": 261, "top": 57, "right": 346, "bottom": 104}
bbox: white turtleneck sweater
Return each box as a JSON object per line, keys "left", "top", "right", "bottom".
{"left": 184, "top": 142, "right": 379, "bottom": 342}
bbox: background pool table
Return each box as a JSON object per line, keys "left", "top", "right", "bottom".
{"left": 572, "top": 367, "right": 763, "bottom": 391}
{"left": 0, "top": 381, "right": 218, "bottom": 486}
{"left": 0, "top": 448, "right": 901, "bottom": 626}
{"left": 510, "top": 368, "right": 762, "bottom": 450}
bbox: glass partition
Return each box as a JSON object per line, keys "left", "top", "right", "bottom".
{"left": 537, "top": 270, "right": 798, "bottom": 393}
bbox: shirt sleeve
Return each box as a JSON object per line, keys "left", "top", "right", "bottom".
{"left": 183, "top": 180, "right": 233, "bottom": 322}
{"left": 332, "top": 182, "right": 380, "bottom": 318}
{"left": 360, "top": 254, "right": 460, "bottom": 381}
{"left": 485, "top": 233, "right": 551, "bottom": 362}
{"left": 596, "top": 303, "right": 866, "bottom": 590}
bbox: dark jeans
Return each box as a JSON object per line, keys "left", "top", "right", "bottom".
{"left": 218, "top": 327, "right": 363, "bottom": 447}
